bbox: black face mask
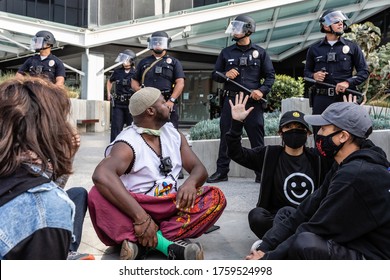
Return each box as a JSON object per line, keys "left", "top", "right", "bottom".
{"left": 315, "top": 130, "right": 344, "bottom": 158}
{"left": 281, "top": 129, "right": 307, "bottom": 149}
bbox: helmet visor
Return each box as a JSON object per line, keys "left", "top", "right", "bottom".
{"left": 322, "top": 11, "right": 349, "bottom": 26}
{"left": 225, "top": 20, "right": 246, "bottom": 35}
{"left": 115, "top": 53, "right": 132, "bottom": 63}
{"left": 30, "top": 36, "right": 45, "bottom": 51}
{"left": 148, "top": 36, "right": 169, "bottom": 51}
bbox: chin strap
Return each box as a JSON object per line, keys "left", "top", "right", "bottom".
{"left": 36, "top": 46, "right": 51, "bottom": 51}
{"left": 232, "top": 35, "right": 246, "bottom": 42}
{"left": 153, "top": 49, "right": 164, "bottom": 54}
{"left": 231, "top": 32, "right": 252, "bottom": 42}
{"left": 324, "top": 25, "right": 345, "bottom": 36}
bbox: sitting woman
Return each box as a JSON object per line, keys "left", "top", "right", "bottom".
{"left": 0, "top": 77, "right": 76, "bottom": 259}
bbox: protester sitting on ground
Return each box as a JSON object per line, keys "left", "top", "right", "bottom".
{"left": 88, "top": 87, "right": 227, "bottom": 260}
{"left": 0, "top": 77, "right": 75, "bottom": 259}
{"left": 225, "top": 92, "right": 332, "bottom": 251}
{"left": 246, "top": 102, "right": 390, "bottom": 260}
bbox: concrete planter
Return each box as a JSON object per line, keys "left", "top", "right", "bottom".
{"left": 190, "top": 130, "right": 390, "bottom": 178}
{"left": 69, "top": 98, "right": 110, "bottom": 133}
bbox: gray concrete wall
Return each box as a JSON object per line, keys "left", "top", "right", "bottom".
{"left": 69, "top": 98, "right": 110, "bottom": 133}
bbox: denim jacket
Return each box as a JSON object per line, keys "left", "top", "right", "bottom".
{"left": 0, "top": 166, "right": 75, "bottom": 259}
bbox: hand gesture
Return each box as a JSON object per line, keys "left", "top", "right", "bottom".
{"left": 342, "top": 93, "right": 365, "bottom": 105}
{"left": 229, "top": 92, "right": 254, "bottom": 122}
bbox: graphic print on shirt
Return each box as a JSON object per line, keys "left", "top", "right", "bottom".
{"left": 283, "top": 172, "right": 315, "bottom": 205}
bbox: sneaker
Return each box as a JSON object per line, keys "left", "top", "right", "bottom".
{"left": 120, "top": 240, "right": 139, "bottom": 260}
{"left": 67, "top": 251, "right": 95, "bottom": 260}
{"left": 250, "top": 239, "right": 263, "bottom": 251}
{"left": 167, "top": 240, "right": 204, "bottom": 260}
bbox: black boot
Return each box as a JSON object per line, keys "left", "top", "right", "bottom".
{"left": 206, "top": 172, "right": 228, "bottom": 183}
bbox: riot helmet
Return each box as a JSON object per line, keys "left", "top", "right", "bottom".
{"left": 319, "top": 10, "right": 350, "bottom": 36}
{"left": 225, "top": 14, "right": 256, "bottom": 41}
{"left": 115, "top": 49, "right": 136, "bottom": 66}
{"left": 147, "top": 31, "right": 171, "bottom": 54}
{"left": 30, "top": 30, "right": 56, "bottom": 51}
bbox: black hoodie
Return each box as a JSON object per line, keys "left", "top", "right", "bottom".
{"left": 258, "top": 140, "right": 390, "bottom": 260}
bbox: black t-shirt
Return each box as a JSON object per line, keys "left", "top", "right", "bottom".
{"left": 271, "top": 151, "right": 315, "bottom": 211}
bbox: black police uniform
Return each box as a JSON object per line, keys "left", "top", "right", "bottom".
{"left": 109, "top": 66, "right": 136, "bottom": 142}
{"left": 133, "top": 54, "right": 185, "bottom": 129}
{"left": 212, "top": 41, "right": 275, "bottom": 177}
{"left": 304, "top": 37, "right": 368, "bottom": 115}
{"left": 17, "top": 53, "right": 65, "bottom": 84}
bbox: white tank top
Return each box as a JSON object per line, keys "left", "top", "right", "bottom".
{"left": 105, "top": 123, "right": 182, "bottom": 196}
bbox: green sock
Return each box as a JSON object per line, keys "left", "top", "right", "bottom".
{"left": 155, "top": 230, "right": 173, "bottom": 256}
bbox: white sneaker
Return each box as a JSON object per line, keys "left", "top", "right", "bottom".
{"left": 250, "top": 239, "right": 263, "bottom": 251}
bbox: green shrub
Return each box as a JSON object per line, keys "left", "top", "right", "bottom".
{"left": 0, "top": 72, "right": 80, "bottom": 99}
{"left": 0, "top": 72, "right": 15, "bottom": 83}
{"left": 266, "top": 75, "right": 304, "bottom": 111}
{"left": 264, "top": 111, "right": 281, "bottom": 136}
{"left": 343, "top": 22, "right": 390, "bottom": 103}
{"left": 66, "top": 86, "right": 81, "bottom": 99}
{"left": 369, "top": 105, "right": 390, "bottom": 130}
{"left": 189, "top": 110, "right": 281, "bottom": 140}
{"left": 189, "top": 107, "right": 390, "bottom": 140}
{"left": 189, "top": 118, "right": 221, "bottom": 140}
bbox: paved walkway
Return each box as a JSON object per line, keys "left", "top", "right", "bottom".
{"left": 66, "top": 131, "right": 260, "bottom": 260}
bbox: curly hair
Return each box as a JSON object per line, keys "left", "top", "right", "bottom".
{"left": 0, "top": 77, "right": 75, "bottom": 178}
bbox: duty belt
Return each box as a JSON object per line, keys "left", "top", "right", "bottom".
{"left": 112, "top": 93, "right": 132, "bottom": 102}
{"left": 314, "top": 88, "right": 335, "bottom": 97}
{"left": 160, "top": 89, "right": 172, "bottom": 101}
{"left": 222, "top": 90, "right": 241, "bottom": 97}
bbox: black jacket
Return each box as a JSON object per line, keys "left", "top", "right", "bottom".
{"left": 258, "top": 140, "right": 390, "bottom": 260}
{"left": 226, "top": 120, "right": 331, "bottom": 211}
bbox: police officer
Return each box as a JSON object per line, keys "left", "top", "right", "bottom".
{"left": 107, "top": 49, "right": 136, "bottom": 142}
{"left": 304, "top": 9, "right": 368, "bottom": 132}
{"left": 207, "top": 14, "right": 275, "bottom": 183}
{"left": 131, "top": 31, "right": 185, "bottom": 129}
{"left": 16, "top": 30, "right": 65, "bottom": 87}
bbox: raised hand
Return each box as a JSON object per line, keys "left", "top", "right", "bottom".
{"left": 342, "top": 93, "right": 365, "bottom": 105}
{"left": 229, "top": 92, "right": 254, "bottom": 122}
